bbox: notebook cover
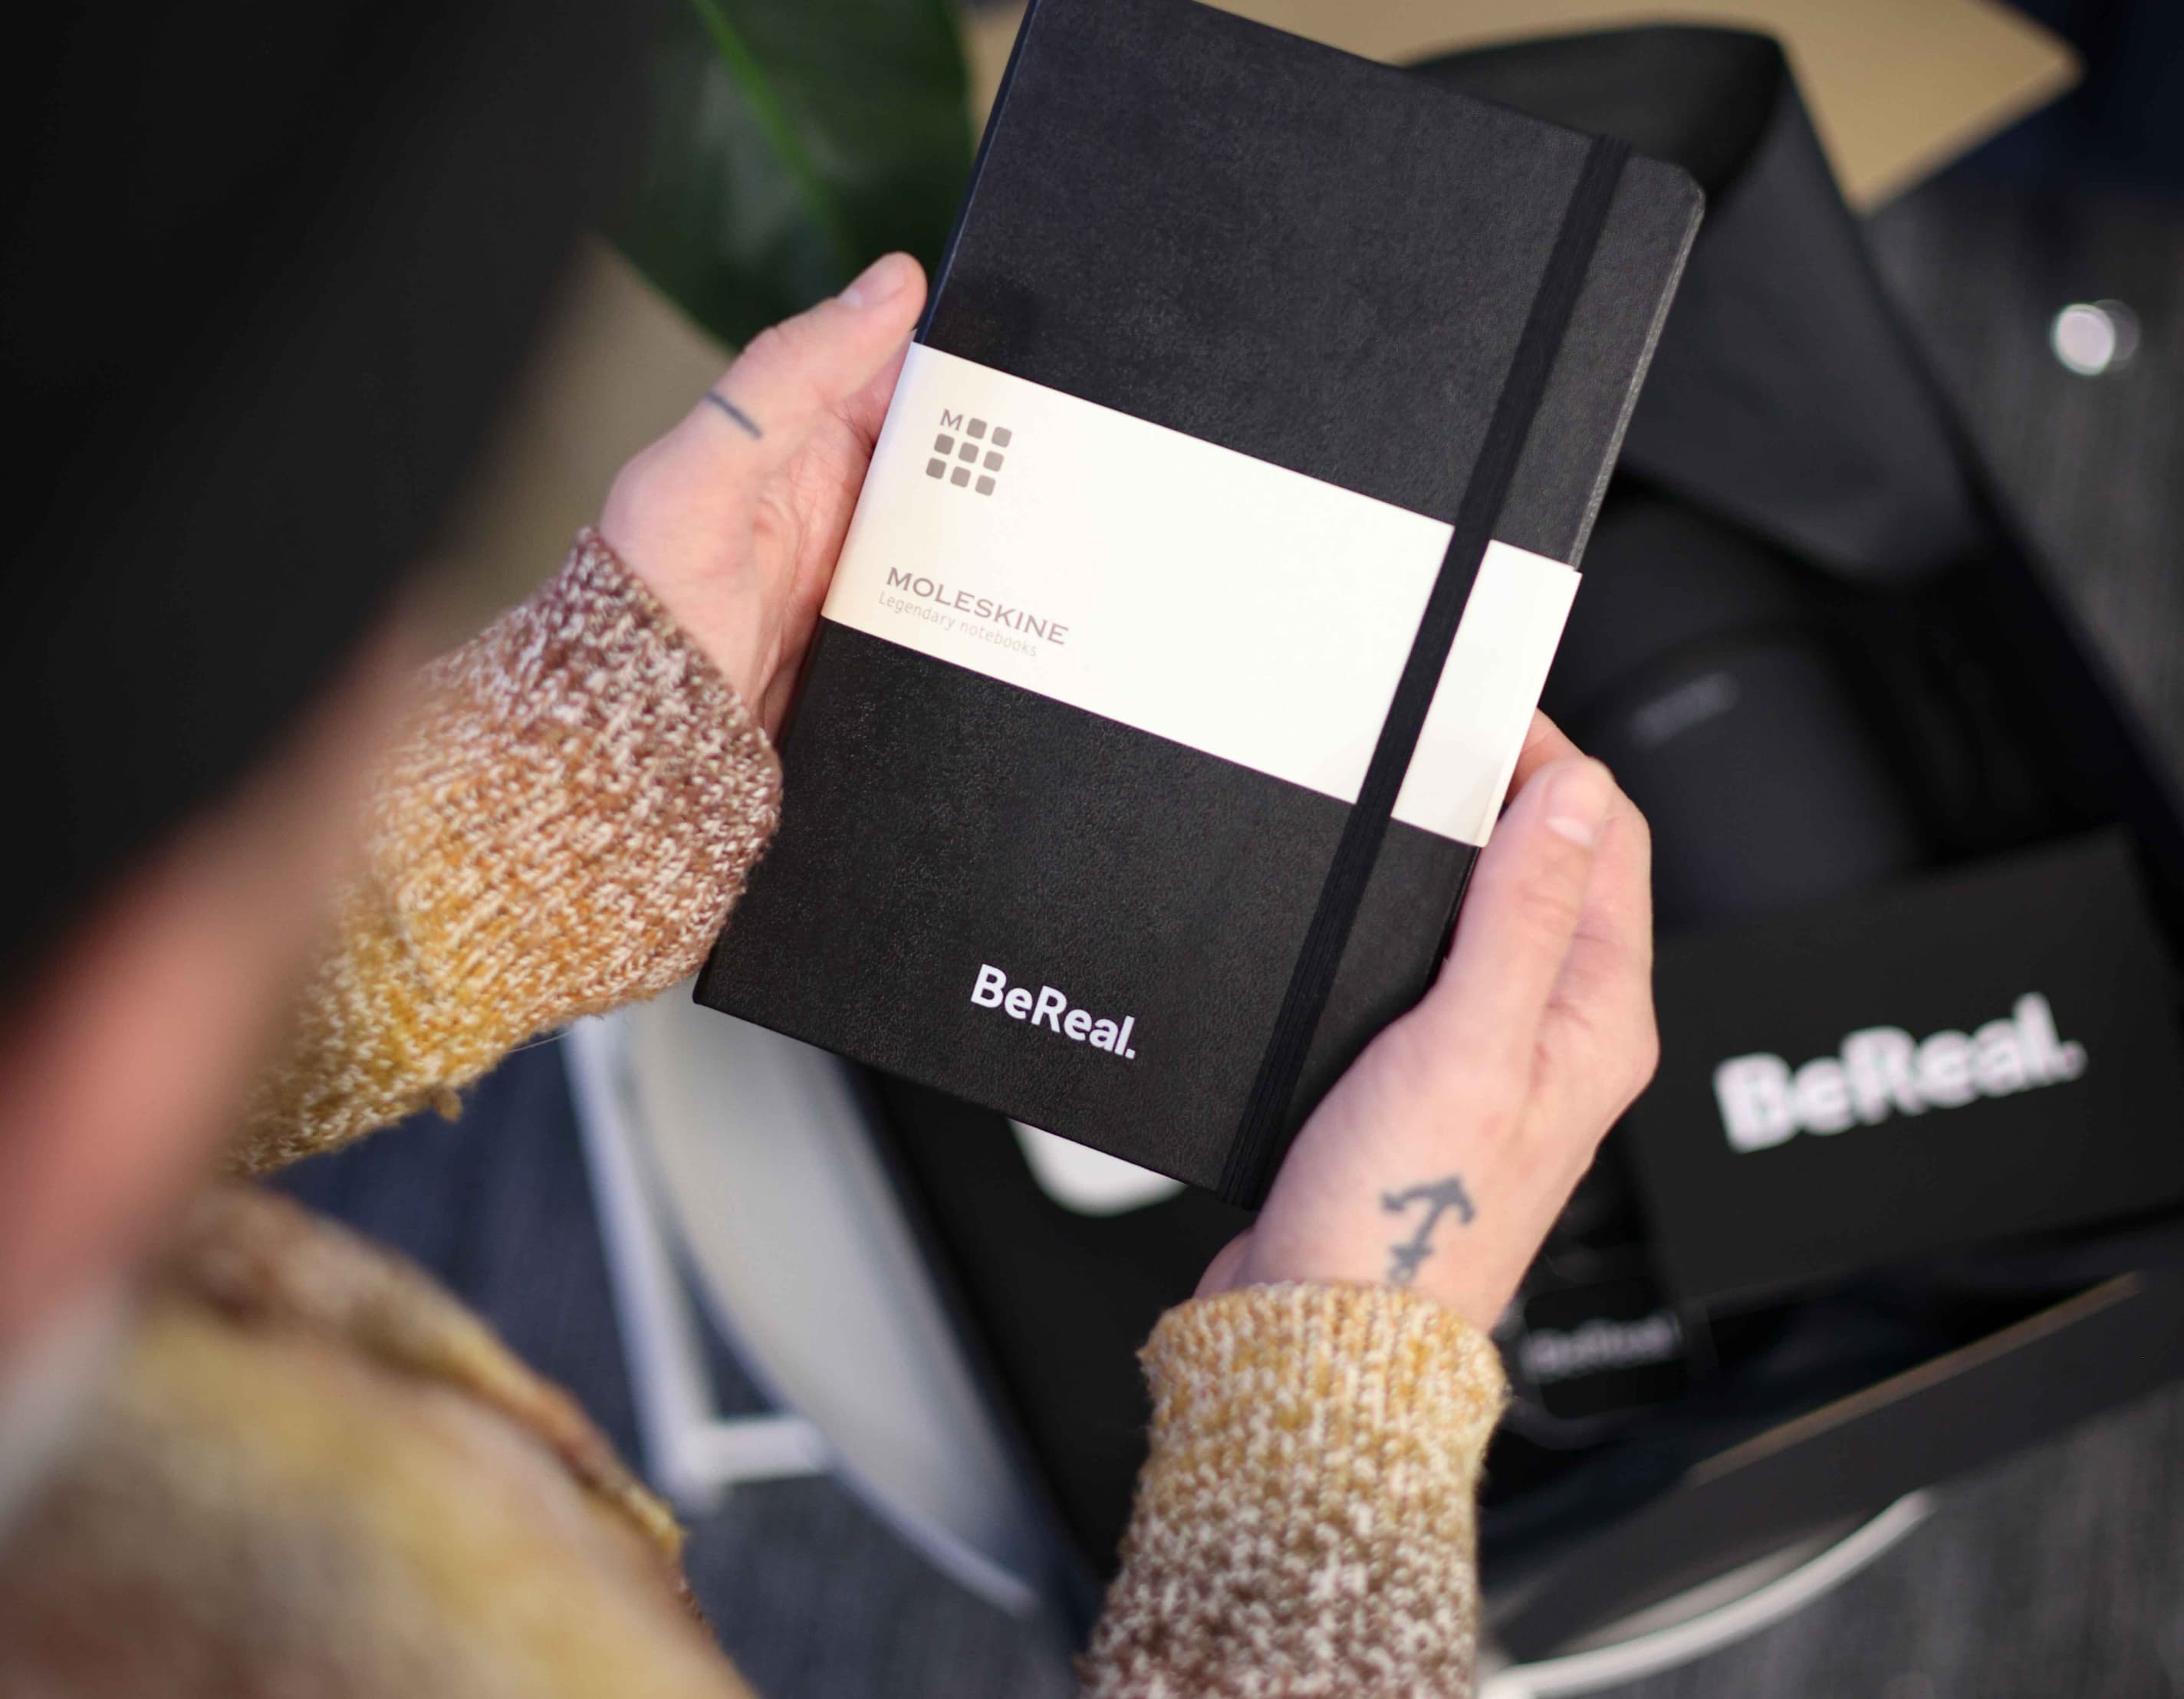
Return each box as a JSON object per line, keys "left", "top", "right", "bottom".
{"left": 698, "top": 0, "right": 1700, "bottom": 1193}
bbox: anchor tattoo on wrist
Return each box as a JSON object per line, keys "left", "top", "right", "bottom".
{"left": 1382, "top": 1175, "right": 1476, "bottom": 1285}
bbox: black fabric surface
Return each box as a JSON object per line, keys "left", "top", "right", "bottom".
{"left": 1544, "top": 491, "right": 1932, "bottom": 928}
{"left": 1420, "top": 29, "right": 1985, "bottom": 583}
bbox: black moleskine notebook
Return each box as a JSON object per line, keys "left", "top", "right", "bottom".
{"left": 697, "top": 0, "right": 1702, "bottom": 1206}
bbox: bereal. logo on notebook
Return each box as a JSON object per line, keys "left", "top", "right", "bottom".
{"left": 970, "top": 964, "right": 1136, "bottom": 1060}
{"left": 926, "top": 409, "right": 1011, "bottom": 495}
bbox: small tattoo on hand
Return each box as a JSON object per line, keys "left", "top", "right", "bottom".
{"left": 1381, "top": 1176, "right": 1475, "bottom": 1285}
{"left": 704, "top": 390, "right": 763, "bottom": 438}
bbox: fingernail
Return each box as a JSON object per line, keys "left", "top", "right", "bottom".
{"left": 840, "top": 251, "right": 916, "bottom": 310}
{"left": 1544, "top": 759, "right": 1613, "bottom": 850}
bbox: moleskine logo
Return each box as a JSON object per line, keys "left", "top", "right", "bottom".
{"left": 971, "top": 964, "right": 1136, "bottom": 1059}
{"left": 926, "top": 408, "right": 1011, "bottom": 495}
{"left": 1715, "top": 992, "right": 2087, "bottom": 1153}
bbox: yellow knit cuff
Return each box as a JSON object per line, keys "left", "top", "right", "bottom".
{"left": 238, "top": 529, "right": 781, "bottom": 1171}
{"left": 1082, "top": 1282, "right": 1507, "bottom": 1698}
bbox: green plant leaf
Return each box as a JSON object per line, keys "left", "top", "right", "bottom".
{"left": 617, "top": 0, "right": 974, "bottom": 348}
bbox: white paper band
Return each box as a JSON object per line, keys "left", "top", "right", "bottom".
{"left": 822, "top": 344, "right": 1577, "bottom": 846}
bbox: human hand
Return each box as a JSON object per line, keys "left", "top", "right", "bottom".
{"left": 1199, "top": 713, "right": 1658, "bottom": 1333}
{"left": 598, "top": 253, "right": 927, "bottom": 735}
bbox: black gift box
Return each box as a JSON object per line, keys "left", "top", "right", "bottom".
{"left": 697, "top": 0, "right": 1700, "bottom": 1207}
{"left": 822, "top": 25, "right": 2184, "bottom": 1655}
{"left": 1623, "top": 831, "right": 2184, "bottom": 1307}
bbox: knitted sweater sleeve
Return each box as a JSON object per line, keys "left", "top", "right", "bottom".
{"left": 234, "top": 525, "right": 1507, "bottom": 1698}
{"left": 1080, "top": 1283, "right": 1509, "bottom": 1698}
{"left": 238, "top": 529, "right": 781, "bottom": 1172}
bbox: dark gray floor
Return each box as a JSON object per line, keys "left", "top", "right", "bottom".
{"left": 277, "top": 1047, "right": 1077, "bottom": 1699}
{"left": 285, "top": 169, "right": 2184, "bottom": 1697}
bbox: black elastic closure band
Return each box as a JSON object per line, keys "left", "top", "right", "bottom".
{"left": 1219, "top": 135, "right": 1630, "bottom": 1210}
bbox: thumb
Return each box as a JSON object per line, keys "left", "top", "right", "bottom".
{"left": 608, "top": 253, "right": 927, "bottom": 544}
{"left": 1416, "top": 755, "right": 1614, "bottom": 1076}
{"left": 1195, "top": 1230, "right": 1255, "bottom": 1297}
{"left": 696, "top": 251, "right": 927, "bottom": 473}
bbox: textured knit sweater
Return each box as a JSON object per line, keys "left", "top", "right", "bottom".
{"left": 0, "top": 533, "right": 1508, "bottom": 1697}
